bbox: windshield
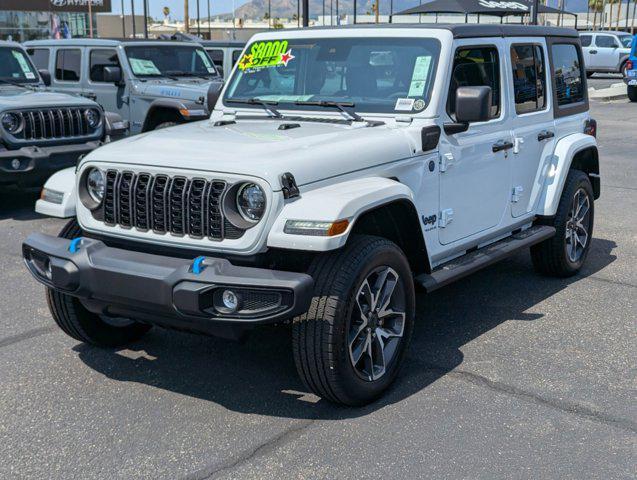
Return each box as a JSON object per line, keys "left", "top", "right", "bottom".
{"left": 124, "top": 45, "right": 218, "bottom": 78}
{"left": 224, "top": 37, "right": 441, "bottom": 114}
{"left": 619, "top": 35, "right": 633, "bottom": 48}
{"left": 0, "top": 47, "right": 39, "bottom": 84}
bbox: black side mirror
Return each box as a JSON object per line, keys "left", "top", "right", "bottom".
{"left": 103, "top": 66, "right": 123, "bottom": 85}
{"left": 38, "top": 69, "right": 51, "bottom": 87}
{"left": 444, "top": 86, "right": 492, "bottom": 135}
{"left": 206, "top": 81, "right": 224, "bottom": 110}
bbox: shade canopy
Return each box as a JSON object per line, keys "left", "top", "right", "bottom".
{"left": 396, "top": 0, "right": 571, "bottom": 18}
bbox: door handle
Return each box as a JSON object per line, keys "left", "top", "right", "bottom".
{"left": 537, "top": 130, "right": 555, "bottom": 141}
{"left": 590, "top": 50, "right": 598, "bottom": 54}
{"left": 492, "top": 140, "right": 514, "bottom": 153}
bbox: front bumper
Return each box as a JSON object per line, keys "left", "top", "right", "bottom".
{"left": 23, "top": 234, "right": 314, "bottom": 335}
{"left": 0, "top": 141, "right": 100, "bottom": 186}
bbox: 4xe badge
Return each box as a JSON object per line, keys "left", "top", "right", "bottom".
{"left": 239, "top": 41, "right": 295, "bottom": 72}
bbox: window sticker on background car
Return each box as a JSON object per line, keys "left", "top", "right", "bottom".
{"left": 196, "top": 50, "right": 216, "bottom": 74}
{"left": 129, "top": 58, "right": 161, "bottom": 75}
{"left": 12, "top": 51, "right": 36, "bottom": 79}
{"left": 238, "top": 41, "right": 295, "bottom": 72}
{"left": 408, "top": 55, "right": 432, "bottom": 97}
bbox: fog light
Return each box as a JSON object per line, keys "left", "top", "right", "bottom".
{"left": 222, "top": 290, "right": 239, "bottom": 312}
{"left": 11, "top": 159, "right": 21, "bottom": 170}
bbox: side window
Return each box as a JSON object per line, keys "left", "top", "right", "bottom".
{"left": 232, "top": 50, "right": 242, "bottom": 65}
{"left": 448, "top": 46, "right": 501, "bottom": 120}
{"left": 510, "top": 44, "right": 546, "bottom": 115}
{"left": 595, "top": 35, "right": 618, "bottom": 48}
{"left": 55, "top": 49, "right": 81, "bottom": 82}
{"left": 89, "top": 49, "right": 119, "bottom": 82}
{"left": 207, "top": 49, "right": 224, "bottom": 75}
{"left": 580, "top": 35, "right": 592, "bottom": 48}
{"left": 551, "top": 43, "right": 584, "bottom": 106}
{"left": 26, "top": 48, "right": 49, "bottom": 70}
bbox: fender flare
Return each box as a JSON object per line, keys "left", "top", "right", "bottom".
{"left": 536, "top": 133, "right": 598, "bottom": 217}
{"left": 267, "top": 177, "right": 421, "bottom": 252}
{"left": 142, "top": 98, "right": 209, "bottom": 132}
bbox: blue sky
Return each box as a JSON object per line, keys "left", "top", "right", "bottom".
{"left": 110, "top": 0, "right": 251, "bottom": 19}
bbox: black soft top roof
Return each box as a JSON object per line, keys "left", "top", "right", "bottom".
{"left": 284, "top": 23, "right": 579, "bottom": 39}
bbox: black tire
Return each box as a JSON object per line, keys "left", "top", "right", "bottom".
{"left": 154, "top": 121, "right": 178, "bottom": 130}
{"left": 531, "top": 170, "right": 594, "bottom": 277}
{"left": 620, "top": 61, "right": 629, "bottom": 77}
{"left": 628, "top": 85, "right": 637, "bottom": 102}
{"left": 46, "top": 219, "right": 151, "bottom": 347}
{"left": 292, "top": 235, "right": 415, "bottom": 406}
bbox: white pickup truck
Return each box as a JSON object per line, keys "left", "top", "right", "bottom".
{"left": 24, "top": 24, "right": 599, "bottom": 406}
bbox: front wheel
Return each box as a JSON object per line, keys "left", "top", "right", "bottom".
{"left": 628, "top": 85, "right": 637, "bottom": 102}
{"left": 531, "top": 170, "right": 594, "bottom": 277}
{"left": 46, "top": 219, "right": 151, "bottom": 347}
{"left": 292, "top": 235, "right": 415, "bottom": 406}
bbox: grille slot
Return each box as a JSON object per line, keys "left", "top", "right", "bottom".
{"left": 3, "top": 108, "right": 98, "bottom": 141}
{"left": 100, "top": 171, "right": 241, "bottom": 241}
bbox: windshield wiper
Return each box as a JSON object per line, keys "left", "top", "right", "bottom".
{"left": 164, "top": 70, "right": 213, "bottom": 80}
{"left": 226, "top": 98, "right": 283, "bottom": 119}
{"left": 294, "top": 100, "right": 364, "bottom": 122}
{"left": 0, "top": 78, "right": 37, "bottom": 91}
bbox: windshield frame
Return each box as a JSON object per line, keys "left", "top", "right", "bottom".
{"left": 221, "top": 35, "right": 442, "bottom": 116}
{"left": 0, "top": 46, "right": 40, "bottom": 85}
{"left": 123, "top": 44, "right": 219, "bottom": 79}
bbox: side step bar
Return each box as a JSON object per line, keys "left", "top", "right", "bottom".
{"left": 416, "top": 225, "right": 556, "bottom": 293}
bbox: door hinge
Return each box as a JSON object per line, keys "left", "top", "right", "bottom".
{"left": 439, "top": 208, "right": 454, "bottom": 227}
{"left": 511, "top": 186, "right": 524, "bottom": 203}
{"left": 439, "top": 153, "right": 454, "bottom": 173}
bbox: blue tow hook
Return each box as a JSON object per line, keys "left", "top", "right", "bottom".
{"left": 192, "top": 256, "right": 206, "bottom": 274}
{"left": 68, "top": 237, "right": 83, "bottom": 253}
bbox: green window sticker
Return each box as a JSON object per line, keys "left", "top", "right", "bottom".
{"left": 12, "top": 51, "right": 35, "bottom": 79}
{"left": 238, "top": 41, "right": 295, "bottom": 72}
{"left": 129, "top": 58, "right": 161, "bottom": 75}
{"left": 408, "top": 55, "right": 432, "bottom": 97}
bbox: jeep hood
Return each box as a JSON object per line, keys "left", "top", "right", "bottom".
{"left": 85, "top": 118, "right": 417, "bottom": 188}
{"left": 136, "top": 78, "right": 222, "bottom": 101}
{"left": 0, "top": 87, "right": 96, "bottom": 109}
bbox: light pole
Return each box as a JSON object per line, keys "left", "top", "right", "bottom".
{"left": 121, "top": 0, "right": 126, "bottom": 37}
{"left": 207, "top": 0, "right": 211, "bottom": 39}
{"left": 131, "top": 0, "right": 136, "bottom": 37}
{"left": 184, "top": 0, "right": 190, "bottom": 35}
{"left": 143, "top": 0, "right": 148, "bottom": 38}
{"left": 196, "top": 0, "right": 201, "bottom": 36}
{"left": 88, "top": 0, "right": 93, "bottom": 38}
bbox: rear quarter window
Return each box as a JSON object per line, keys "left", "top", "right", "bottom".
{"left": 26, "top": 48, "right": 49, "bottom": 70}
{"left": 551, "top": 43, "right": 584, "bottom": 107}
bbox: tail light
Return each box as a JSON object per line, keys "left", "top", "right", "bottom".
{"left": 626, "top": 60, "right": 633, "bottom": 71}
{"left": 584, "top": 118, "right": 597, "bottom": 138}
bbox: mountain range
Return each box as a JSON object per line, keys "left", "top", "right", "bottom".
{"left": 229, "top": 0, "right": 593, "bottom": 20}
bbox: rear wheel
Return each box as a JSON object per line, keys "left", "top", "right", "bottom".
{"left": 531, "top": 170, "right": 594, "bottom": 277}
{"left": 46, "top": 219, "right": 151, "bottom": 347}
{"left": 628, "top": 85, "right": 637, "bottom": 102}
{"left": 292, "top": 235, "right": 415, "bottom": 406}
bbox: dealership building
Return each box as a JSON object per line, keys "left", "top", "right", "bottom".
{"left": 0, "top": 0, "right": 111, "bottom": 42}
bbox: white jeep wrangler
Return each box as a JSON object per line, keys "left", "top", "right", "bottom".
{"left": 23, "top": 24, "right": 600, "bottom": 406}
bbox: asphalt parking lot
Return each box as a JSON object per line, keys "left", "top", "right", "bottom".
{"left": 1, "top": 99, "right": 635, "bottom": 480}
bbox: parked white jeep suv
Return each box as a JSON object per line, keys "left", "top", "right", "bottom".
{"left": 23, "top": 25, "right": 600, "bottom": 406}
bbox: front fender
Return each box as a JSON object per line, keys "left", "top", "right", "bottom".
{"left": 35, "top": 167, "right": 77, "bottom": 218}
{"left": 536, "top": 133, "right": 598, "bottom": 217}
{"left": 142, "top": 98, "right": 209, "bottom": 132}
{"left": 267, "top": 177, "right": 415, "bottom": 251}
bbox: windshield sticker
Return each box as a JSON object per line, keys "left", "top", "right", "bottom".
{"left": 238, "top": 41, "right": 295, "bottom": 72}
{"left": 129, "top": 58, "right": 161, "bottom": 75}
{"left": 394, "top": 98, "right": 415, "bottom": 111}
{"left": 12, "top": 51, "right": 35, "bottom": 79}
{"left": 413, "top": 99, "right": 426, "bottom": 111}
{"left": 408, "top": 55, "right": 432, "bottom": 97}
{"left": 196, "top": 50, "right": 216, "bottom": 73}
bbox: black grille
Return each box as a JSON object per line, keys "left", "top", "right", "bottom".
{"left": 7, "top": 108, "right": 98, "bottom": 141}
{"left": 101, "top": 171, "right": 244, "bottom": 241}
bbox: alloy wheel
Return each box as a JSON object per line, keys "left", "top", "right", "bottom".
{"left": 348, "top": 266, "right": 406, "bottom": 381}
{"left": 565, "top": 187, "right": 591, "bottom": 263}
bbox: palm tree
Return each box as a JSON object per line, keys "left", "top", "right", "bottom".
{"left": 615, "top": 0, "right": 623, "bottom": 30}
{"left": 589, "top": 0, "right": 604, "bottom": 29}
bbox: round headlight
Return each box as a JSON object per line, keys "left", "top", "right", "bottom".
{"left": 1, "top": 112, "right": 23, "bottom": 134}
{"left": 86, "top": 168, "right": 105, "bottom": 203}
{"left": 236, "top": 183, "right": 266, "bottom": 223}
{"left": 84, "top": 108, "right": 101, "bottom": 129}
